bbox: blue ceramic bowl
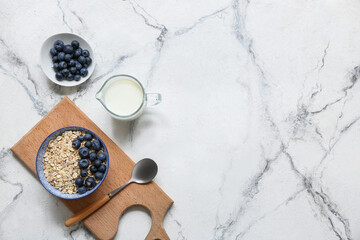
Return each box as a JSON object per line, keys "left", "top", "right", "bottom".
{"left": 36, "top": 126, "right": 109, "bottom": 199}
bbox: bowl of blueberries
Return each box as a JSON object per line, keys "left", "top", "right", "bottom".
{"left": 40, "top": 33, "right": 95, "bottom": 87}
{"left": 36, "top": 126, "right": 109, "bottom": 199}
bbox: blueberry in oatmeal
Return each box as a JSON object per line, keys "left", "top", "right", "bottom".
{"left": 97, "top": 152, "right": 106, "bottom": 162}
{"left": 94, "top": 159, "right": 101, "bottom": 168}
{"left": 85, "top": 177, "right": 96, "bottom": 188}
{"left": 75, "top": 177, "right": 84, "bottom": 187}
{"left": 92, "top": 139, "right": 101, "bottom": 151}
{"left": 90, "top": 165, "right": 97, "bottom": 173}
{"left": 94, "top": 172, "right": 103, "bottom": 180}
{"left": 89, "top": 152, "right": 97, "bottom": 162}
{"left": 78, "top": 147, "right": 89, "bottom": 158}
{"left": 72, "top": 139, "right": 81, "bottom": 149}
{"left": 77, "top": 186, "right": 87, "bottom": 194}
{"left": 77, "top": 135, "right": 85, "bottom": 142}
{"left": 98, "top": 164, "right": 106, "bottom": 173}
{"left": 84, "top": 133, "right": 92, "bottom": 141}
{"left": 80, "top": 169, "right": 88, "bottom": 177}
{"left": 78, "top": 159, "right": 89, "bottom": 169}
{"left": 85, "top": 141, "right": 92, "bottom": 149}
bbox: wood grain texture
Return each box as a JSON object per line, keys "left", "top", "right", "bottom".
{"left": 11, "top": 97, "right": 173, "bottom": 240}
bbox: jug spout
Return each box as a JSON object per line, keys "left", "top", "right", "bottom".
{"left": 95, "top": 91, "right": 103, "bottom": 101}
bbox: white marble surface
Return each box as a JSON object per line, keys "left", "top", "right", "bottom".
{"left": 1, "top": 0, "right": 360, "bottom": 239}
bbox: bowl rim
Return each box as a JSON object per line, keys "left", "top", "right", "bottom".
{"left": 36, "top": 126, "right": 109, "bottom": 199}
{"left": 40, "top": 32, "right": 95, "bottom": 87}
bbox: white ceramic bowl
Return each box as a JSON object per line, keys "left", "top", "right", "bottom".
{"left": 40, "top": 33, "right": 95, "bottom": 87}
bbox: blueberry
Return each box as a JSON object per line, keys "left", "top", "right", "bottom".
{"left": 75, "top": 63, "right": 82, "bottom": 70}
{"left": 92, "top": 139, "right": 101, "bottom": 151}
{"left": 89, "top": 152, "right": 97, "bottom": 162}
{"left": 98, "top": 164, "right": 106, "bottom": 173}
{"left": 70, "top": 67, "right": 77, "bottom": 74}
{"left": 61, "top": 69, "right": 69, "bottom": 77}
{"left": 78, "top": 158, "right": 89, "bottom": 169}
{"left": 53, "top": 63, "right": 59, "bottom": 72}
{"left": 58, "top": 52, "right": 65, "bottom": 61}
{"left": 90, "top": 165, "right": 97, "bottom": 173}
{"left": 94, "top": 172, "right": 103, "bottom": 180}
{"left": 85, "top": 177, "right": 96, "bottom": 188}
{"left": 74, "top": 48, "right": 82, "bottom": 57}
{"left": 83, "top": 64, "right": 88, "bottom": 68}
{"left": 50, "top": 48, "right": 57, "bottom": 56}
{"left": 64, "top": 54, "right": 72, "bottom": 62}
{"left": 77, "top": 135, "right": 85, "bottom": 142}
{"left": 67, "top": 73, "right": 74, "bottom": 81}
{"left": 78, "top": 56, "right": 86, "bottom": 64}
{"left": 74, "top": 75, "right": 81, "bottom": 81}
{"left": 54, "top": 40, "right": 64, "bottom": 47}
{"left": 80, "top": 68, "right": 88, "bottom": 77}
{"left": 55, "top": 72, "right": 63, "bottom": 80}
{"left": 82, "top": 49, "right": 90, "bottom": 57}
{"left": 97, "top": 152, "right": 106, "bottom": 162}
{"left": 94, "top": 159, "right": 102, "bottom": 168}
{"left": 58, "top": 61, "right": 67, "bottom": 69}
{"left": 52, "top": 56, "right": 59, "bottom": 63}
{"left": 85, "top": 141, "right": 92, "bottom": 148}
{"left": 72, "top": 139, "right": 81, "bottom": 149}
{"left": 86, "top": 57, "right": 92, "bottom": 65}
{"left": 54, "top": 44, "right": 63, "bottom": 52}
{"left": 63, "top": 45, "right": 74, "bottom": 54}
{"left": 84, "top": 133, "right": 92, "bottom": 141}
{"left": 69, "top": 59, "right": 76, "bottom": 67}
{"left": 77, "top": 186, "right": 87, "bottom": 194}
{"left": 79, "top": 147, "right": 89, "bottom": 158}
{"left": 75, "top": 177, "right": 83, "bottom": 187}
{"left": 71, "top": 40, "right": 80, "bottom": 49}
{"left": 80, "top": 169, "right": 88, "bottom": 177}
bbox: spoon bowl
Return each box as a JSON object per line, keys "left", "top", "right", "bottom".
{"left": 131, "top": 158, "right": 158, "bottom": 184}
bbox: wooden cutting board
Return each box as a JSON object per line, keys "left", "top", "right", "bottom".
{"left": 11, "top": 97, "right": 173, "bottom": 240}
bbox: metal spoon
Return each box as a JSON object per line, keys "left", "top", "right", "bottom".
{"left": 65, "top": 158, "right": 158, "bottom": 227}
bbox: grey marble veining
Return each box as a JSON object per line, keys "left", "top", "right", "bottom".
{"left": 1, "top": 0, "right": 360, "bottom": 239}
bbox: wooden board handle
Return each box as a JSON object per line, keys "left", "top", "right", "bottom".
{"left": 65, "top": 195, "right": 110, "bottom": 227}
{"left": 146, "top": 214, "right": 170, "bottom": 240}
{"left": 146, "top": 224, "right": 170, "bottom": 240}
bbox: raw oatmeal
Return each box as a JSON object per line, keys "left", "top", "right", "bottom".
{"left": 42, "top": 130, "right": 83, "bottom": 194}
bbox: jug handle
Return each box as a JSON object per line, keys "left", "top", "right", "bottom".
{"left": 146, "top": 93, "right": 162, "bottom": 106}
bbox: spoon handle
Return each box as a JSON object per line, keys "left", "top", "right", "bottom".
{"left": 65, "top": 194, "right": 110, "bottom": 227}
{"left": 108, "top": 181, "right": 132, "bottom": 197}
